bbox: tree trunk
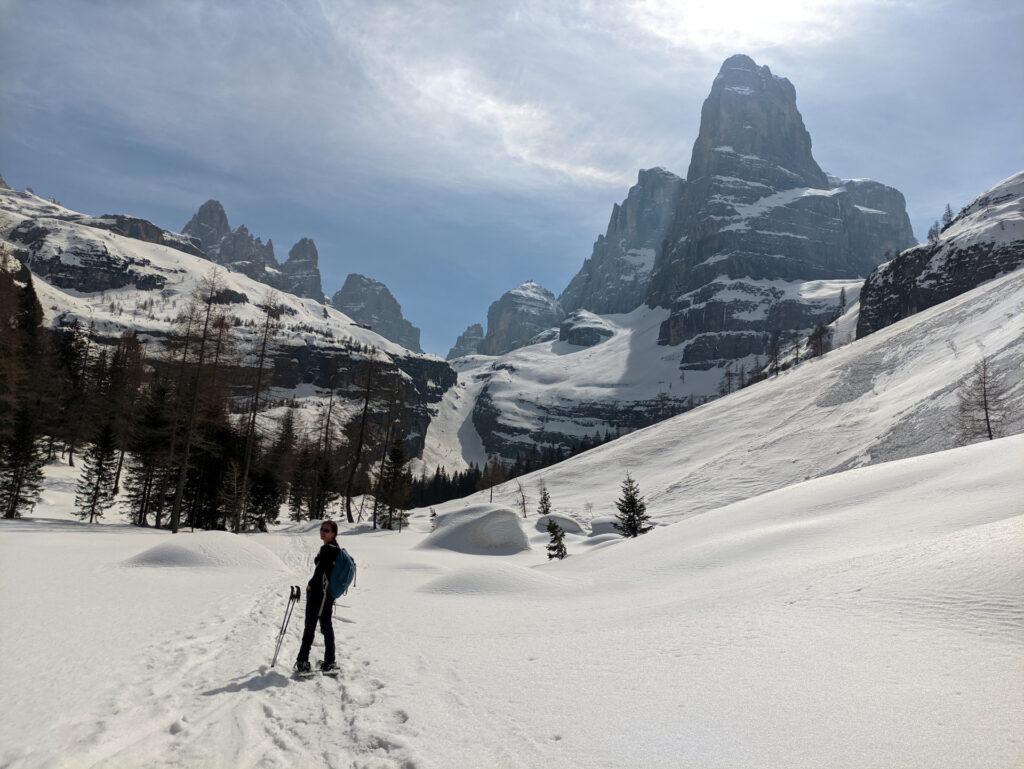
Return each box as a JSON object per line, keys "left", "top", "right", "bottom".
{"left": 344, "top": 363, "right": 375, "bottom": 524}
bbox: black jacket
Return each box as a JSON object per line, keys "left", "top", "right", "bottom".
{"left": 309, "top": 540, "right": 341, "bottom": 593}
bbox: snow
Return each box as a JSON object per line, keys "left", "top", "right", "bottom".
{"left": 2, "top": 431, "right": 1021, "bottom": 768}
{"left": 411, "top": 355, "right": 491, "bottom": 474}
{"left": 418, "top": 505, "right": 531, "bottom": 555}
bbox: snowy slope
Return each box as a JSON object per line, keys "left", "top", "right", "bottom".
{"left": 2, "top": 435, "right": 1021, "bottom": 768}
{"left": 412, "top": 355, "right": 492, "bottom": 473}
{"left": 0, "top": 189, "right": 424, "bottom": 359}
{"left": 440, "top": 265, "right": 1024, "bottom": 523}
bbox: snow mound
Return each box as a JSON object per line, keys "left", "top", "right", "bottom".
{"left": 420, "top": 562, "right": 565, "bottom": 595}
{"left": 418, "top": 505, "right": 530, "bottom": 555}
{"left": 535, "top": 514, "right": 584, "bottom": 534}
{"left": 123, "top": 531, "right": 285, "bottom": 570}
{"left": 589, "top": 516, "right": 620, "bottom": 536}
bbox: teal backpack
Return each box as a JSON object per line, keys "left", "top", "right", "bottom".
{"left": 328, "top": 547, "right": 357, "bottom": 599}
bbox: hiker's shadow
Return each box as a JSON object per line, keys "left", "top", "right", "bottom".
{"left": 202, "top": 667, "right": 291, "bottom": 696}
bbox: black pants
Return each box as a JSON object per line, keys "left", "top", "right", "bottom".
{"left": 296, "top": 586, "right": 335, "bottom": 665}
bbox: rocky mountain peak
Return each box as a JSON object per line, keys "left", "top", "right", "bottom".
{"left": 477, "top": 281, "right": 563, "bottom": 356}
{"left": 182, "top": 199, "right": 230, "bottom": 250}
{"left": 561, "top": 167, "right": 684, "bottom": 315}
{"left": 279, "top": 237, "right": 325, "bottom": 302}
{"left": 688, "top": 53, "right": 827, "bottom": 191}
{"left": 446, "top": 323, "right": 485, "bottom": 359}
{"left": 331, "top": 273, "right": 422, "bottom": 353}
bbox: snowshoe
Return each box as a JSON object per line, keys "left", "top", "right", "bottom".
{"left": 293, "top": 660, "right": 314, "bottom": 679}
{"left": 320, "top": 660, "right": 339, "bottom": 677}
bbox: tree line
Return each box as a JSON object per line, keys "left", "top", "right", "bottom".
{"left": 0, "top": 259, "right": 417, "bottom": 530}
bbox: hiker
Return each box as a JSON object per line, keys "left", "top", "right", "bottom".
{"left": 295, "top": 520, "right": 341, "bottom": 675}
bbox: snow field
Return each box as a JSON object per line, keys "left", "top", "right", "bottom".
{"left": 3, "top": 433, "right": 1021, "bottom": 767}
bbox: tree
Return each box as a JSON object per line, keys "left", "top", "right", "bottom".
{"left": 546, "top": 517, "right": 567, "bottom": 560}
{"left": 344, "top": 361, "right": 377, "bottom": 524}
{"left": 123, "top": 378, "right": 172, "bottom": 526}
{"left": 927, "top": 221, "right": 941, "bottom": 244}
{"left": 75, "top": 421, "right": 118, "bottom": 523}
{"left": 955, "top": 357, "right": 1007, "bottom": 444}
{"left": 942, "top": 203, "right": 954, "bottom": 228}
{"left": 838, "top": 287, "right": 847, "bottom": 314}
{"left": 378, "top": 438, "right": 411, "bottom": 530}
{"left": 514, "top": 480, "right": 528, "bottom": 518}
{"left": 0, "top": 406, "right": 45, "bottom": 518}
{"left": 537, "top": 481, "right": 552, "bottom": 517}
{"left": 807, "top": 324, "right": 831, "bottom": 359}
{"left": 612, "top": 473, "right": 652, "bottom": 538}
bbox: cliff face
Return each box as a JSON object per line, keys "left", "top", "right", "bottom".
{"left": 857, "top": 171, "right": 1024, "bottom": 338}
{"left": 279, "top": 238, "right": 325, "bottom": 303}
{"left": 643, "top": 55, "right": 915, "bottom": 369}
{"left": 447, "top": 323, "right": 484, "bottom": 359}
{"left": 331, "top": 273, "right": 422, "bottom": 353}
{"left": 560, "top": 168, "right": 684, "bottom": 315}
{"left": 477, "top": 281, "right": 563, "bottom": 356}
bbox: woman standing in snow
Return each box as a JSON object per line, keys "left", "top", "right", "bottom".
{"left": 295, "top": 520, "right": 341, "bottom": 675}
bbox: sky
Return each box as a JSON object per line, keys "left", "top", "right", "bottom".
{"left": 1, "top": 0, "right": 1022, "bottom": 355}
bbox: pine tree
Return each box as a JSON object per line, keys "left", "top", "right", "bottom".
{"left": 546, "top": 517, "right": 567, "bottom": 560}
{"left": 0, "top": 405, "right": 45, "bottom": 518}
{"left": 537, "top": 482, "right": 552, "bottom": 517}
{"left": 123, "top": 378, "right": 172, "bottom": 526}
{"left": 612, "top": 473, "right": 652, "bottom": 538}
{"left": 75, "top": 421, "right": 118, "bottom": 523}
{"left": 942, "top": 203, "right": 954, "bottom": 228}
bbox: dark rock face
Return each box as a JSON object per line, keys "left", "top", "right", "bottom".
{"left": 857, "top": 171, "right": 1024, "bottom": 338}
{"left": 477, "top": 281, "right": 563, "bottom": 356}
{"left": 0, "top": 174, "right": 10, "bottom": 190}
{"left": 182, "top": 200, "right": 326, "bottom": 301}
{"left": 559, "top": 310, "right": 614, "bottom": 347}
{"left": 642, "top": 54, "right": 916, "bottom": 365}
{"left": 182, "top": 200, "right": 230, "bottom": 251}
{"left": 447, "top": 323, "right": 484, "bottom": 359}
{"left": 331, "top": 273, "right": 422, "bottom": 352}
{"left": 6, "top": 218, "right": 170, "bottom": 292}
{"left": 279, "top": 238, "right": 325, "bottom": 302}
{"left": 85, "top": 214, "right": 205, "bottom": 257}
{"left": 560, "top": 168, "right": 684, "bottom": 314}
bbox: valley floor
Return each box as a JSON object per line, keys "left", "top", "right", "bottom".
{"left": 2, "top": 437, "right": 1022, "bottom": 769}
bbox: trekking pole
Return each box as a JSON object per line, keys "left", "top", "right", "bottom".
{"left": 271, "top": 585, "right": 301, "bottom": 668}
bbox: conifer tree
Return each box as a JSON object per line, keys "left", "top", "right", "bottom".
{"left": 537, "top": 482, "right": 552, "bottom": 518}
{"left": 75, "top": 421, "right": 118, "bottom": 523}
{"left": 612, "top": 473, "right": 652, "bottom": 538}
{"left": 0, "top": 406, "right": 45, "bottom": 518}
{"left": 546, "top": 517, "right": 567, "bottom": 560}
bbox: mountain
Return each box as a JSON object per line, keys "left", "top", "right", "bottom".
{"left": 182, "top": 199, "right": 325, "bottom": 301}
{"left": 647, "top": 54, "right": 915, "bottom": 360}
{"left": 857, "top": 171, "right": 1024, "bottom": 338}
{"left": 330, "top": 273, "right": 422, "bottom": 353}
{"left": 447, "top": 323, "right": 484, "bottom": 359}
{"left": 560, "top": 167, "right": 684, "bottom": 315}
{"left": 0, "top": 187, "right": 453, "bottom": 459}
{"left": 428, "top": 54, "right": 916, "bottom": 465}
{"left": 477, "top": 281, "right": 563, "bottom": 356}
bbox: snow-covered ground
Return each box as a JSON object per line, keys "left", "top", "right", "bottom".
{"left": 451, "top": 265, "right": 1024, "bottom": 524}
{"left": 2, "top": 433, "right": 1021, "bottom": 768}
{"left": 411, "top": 356, "right": 492, "bottom": 474}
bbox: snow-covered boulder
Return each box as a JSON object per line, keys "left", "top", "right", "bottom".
{"left": 558, "top": 310, "right": 614, "bottom": 347}
{"left": 418, "top": 504, "right": 530, "bottom": 555}
{"left": 535, "top": 514, "right": 585, "bottom": 535}
{"left": 123, "top": 531, "right": 285, "bottom": 570}
{"left": 589, "top": 516, "right": 620, "bottom": 536}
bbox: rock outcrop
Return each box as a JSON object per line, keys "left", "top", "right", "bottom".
{"left": 0, "top": 174, "right": 10, "bottom": 190}
{"left": 331, "top": 273, "right": 422, "bottom": 352}
{"left": 182, "top": 200, "right": 326, "bottom": 301}
{"left": 477, "top": 281, "right": 563, "bottom": 356}
{"left": 447, "top": 323, "right": 485, "bottom": 359}
{"left": 645, "top": 54, "right": 915, "bottom": 369}
{"left": 558, "top": 310, "right": 614, "bottom": 347}
{"left": 560, "top": 167, "right": 684, "bottom": 315}
{"left": 857, "top": 171, "right": 1024, "bottom": 338}
{"left": 279, "top": 238, "right": 325, "bottom": 302}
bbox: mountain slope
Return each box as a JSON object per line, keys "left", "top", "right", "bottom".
{"left": 438, "top": 264, "right": 1024, "bottom": 523}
